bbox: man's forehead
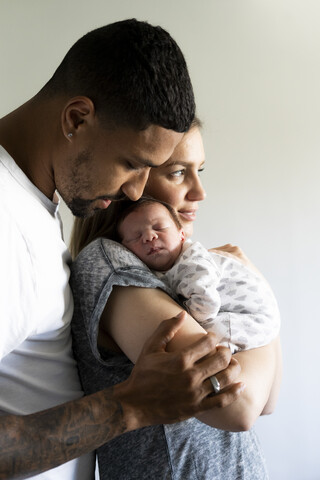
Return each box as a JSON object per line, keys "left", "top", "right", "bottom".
{"left": 109, "top": 124, "right": 183, "bottom": 163}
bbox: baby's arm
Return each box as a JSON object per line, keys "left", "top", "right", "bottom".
{"left": 210, "top": 251, "right": 281, "bottom": 353}
{"left": 167, "top": 242, "right": 222, "bottom": 325}
{"left": 207, "top": 245, "right": 282, "bottom": 414}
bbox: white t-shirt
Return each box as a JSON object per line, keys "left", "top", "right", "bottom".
{"left": 0, "top": 146, "right": 94, "bottom": 479}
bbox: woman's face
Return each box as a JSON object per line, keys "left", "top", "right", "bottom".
{"left": 144, "top": 127, "right": 206, "bottom": 237}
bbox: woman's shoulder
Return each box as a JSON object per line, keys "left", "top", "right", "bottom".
{"left": 72, "top": 237, "right": 150, "bottom": 273}
{"left": 70, "top": 237, "right": 179, "bottom": 333}
{"left": 70, "top": 237, "right": 175, "bottom": 302}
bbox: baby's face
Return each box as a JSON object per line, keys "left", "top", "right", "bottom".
{"left": 119, "top": 203, "right": 185, "bottom": 271}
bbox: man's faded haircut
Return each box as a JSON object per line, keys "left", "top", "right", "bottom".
{"left": 41, "top": 19, "right": 195, "bottom": 132}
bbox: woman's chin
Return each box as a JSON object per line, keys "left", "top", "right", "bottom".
{"left": 181, "top": 222, "right": 193, "bottom": 238}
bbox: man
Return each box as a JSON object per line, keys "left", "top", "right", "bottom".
{"left": 0, "top": 19, "right": 243, "bottom": 479}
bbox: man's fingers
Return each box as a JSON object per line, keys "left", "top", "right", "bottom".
{"left": 200, "top": 382, "right": 246, "bottom": 411}
{"left": 200, "top": 356, "right": 242, "bottom": 397}
{"left": 180, "top": 332, "right": 231, "bottom": 368}
{"left": 139, "top": 311, "right": 187, "bottom": 355}
{"left": 177, "top": 332, "right": 219, "bottom": 365}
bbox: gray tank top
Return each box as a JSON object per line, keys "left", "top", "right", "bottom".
{"left": 70, "top": 238, "right": 268, "bottom": 480}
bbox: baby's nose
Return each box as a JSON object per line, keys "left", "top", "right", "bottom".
{"left": 143, "top": 230, "right": 158, "bottom": 242}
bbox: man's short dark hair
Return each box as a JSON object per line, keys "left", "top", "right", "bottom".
{"left": 41, "top": 19, "right": 195, "bottom": 132}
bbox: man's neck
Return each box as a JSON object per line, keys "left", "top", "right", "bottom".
{"left": 0, "top": 96, "right": 61, "bottom": 200}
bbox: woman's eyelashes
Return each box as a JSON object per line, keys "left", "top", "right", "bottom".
{"left": 170, "top": 169, "right": 185, "bottom": 177}
{"left": 169, "top": 165, "right": 205, "bottom": 179}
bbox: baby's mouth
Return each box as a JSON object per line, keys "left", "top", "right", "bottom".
{"left": 148, "top": 246, "right": 162, "bottom": 255}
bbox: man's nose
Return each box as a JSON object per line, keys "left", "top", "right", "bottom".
{"left": 121, "top": 169, "right": 151, "bottom": 201}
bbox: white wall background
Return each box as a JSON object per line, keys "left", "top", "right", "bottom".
{"left": 1, "top": 1, "right": 319, "bottom": 478}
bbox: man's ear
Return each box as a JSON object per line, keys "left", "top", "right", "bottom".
{"left": 61, "top": 96, "right": 95, "bottom": 141}
{"left": 180, "top": 230, "right": 186, "bottom": 243}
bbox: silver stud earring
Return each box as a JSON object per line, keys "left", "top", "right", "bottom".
{"left": 67, "top": 133, "right": 73, "bottom": 138}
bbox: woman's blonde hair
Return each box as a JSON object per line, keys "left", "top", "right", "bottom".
{"left": 70, "top": 201, "right": 121, "bottom": 258}
{"left": 69, "top": 116, "right": 202, "bottom": 259}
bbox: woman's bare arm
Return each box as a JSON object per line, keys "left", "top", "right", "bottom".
{"left": 100, "top": 285, "right": 280, "bottom": 432}
{"left": 197, "top": 337, "right": 281, "bottom": 431}
{"left": 260, "top": 335, "right": 282, "bottom": 415}
{"left": 208, "top": 244, "right": 283, "bottom": 419}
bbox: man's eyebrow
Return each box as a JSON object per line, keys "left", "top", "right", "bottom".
{"left": 122, "top": 156, "right": 159, "bottom": 168}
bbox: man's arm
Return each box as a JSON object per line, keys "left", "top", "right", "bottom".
{"left": 0, "top": 313, "right": 243, "bottom": 480}
{"left": 0, "top": 388, "right": 124, "bottom": 480}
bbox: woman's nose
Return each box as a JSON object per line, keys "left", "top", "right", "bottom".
{"left": 186, "top": 176, "right": 206, "bottom": 201}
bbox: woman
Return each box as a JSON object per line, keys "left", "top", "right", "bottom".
{"left": 70, "top": 120, "right": 282, "bottom": 479}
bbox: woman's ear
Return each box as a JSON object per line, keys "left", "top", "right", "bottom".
{"left": 61, "top": 96, "right": 95, "bottom": 141}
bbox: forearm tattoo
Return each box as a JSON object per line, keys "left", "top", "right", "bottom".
{"left": 0, "top": 387, "right": 126, "bottom": 479}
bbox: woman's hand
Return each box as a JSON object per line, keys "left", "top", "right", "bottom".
{"left": 115, "top": 312, "right": 245, "bottom": 430}
{"left": 209, "top": 244, "right": 263, "bottom": 277}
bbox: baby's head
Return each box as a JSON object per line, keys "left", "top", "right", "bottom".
{"left": 117, "top": 197, "right": 185, "bottom": 271}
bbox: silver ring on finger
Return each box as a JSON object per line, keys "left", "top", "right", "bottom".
{"left": 209, "top": 375, "right": 221, "bottom": 395}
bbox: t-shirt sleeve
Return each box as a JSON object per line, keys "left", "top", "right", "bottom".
{"left": 70, "top": 238, "right": 178, "bottom": 360}
{"left": 0, "top": 208, "right": 37, "bottom": 359}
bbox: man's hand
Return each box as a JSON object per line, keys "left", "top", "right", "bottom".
{"left": 114, "top": 312, "right": 245, "bottom": 430}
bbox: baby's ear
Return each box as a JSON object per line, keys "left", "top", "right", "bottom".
{"left": 180, "top": 230, "right": 186, "bottom": 243}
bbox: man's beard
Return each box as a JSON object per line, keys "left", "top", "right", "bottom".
{"left": 68, "top": 194, "right": 127, "bottom": 218}
{"left": 59, "top": 150, "right": 128, "bottom": 217}
{"left": 68, "top": 197, "right": 98, "bottom": 218}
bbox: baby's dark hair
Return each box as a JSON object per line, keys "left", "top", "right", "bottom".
{"left": 116, "top": 196, "right": 182, "bottom": 242}
{"left": 40, "top": 19, "right": 195, "bottom": 132}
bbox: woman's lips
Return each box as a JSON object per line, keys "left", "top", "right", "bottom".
{"left": 178, "top": 210, "right": 197, "bottom": 221}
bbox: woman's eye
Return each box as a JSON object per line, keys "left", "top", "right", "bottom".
{"left": 198, "top": 167, "right": 204, "bottom": 175}
{"left": 170, "top": 169, "right": 185, "bottom": 177}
